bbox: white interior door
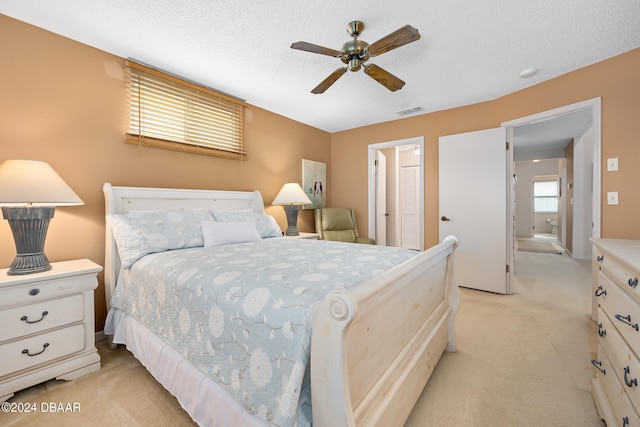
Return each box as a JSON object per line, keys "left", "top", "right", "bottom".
{"left": 375, "top": 150, "right": 387, "bottom": 246}
{"left": 400, "top": 165, "right": 420, "bottom": 250}
{"left": 439, "top": 127, "right": 510, "bottom": 294}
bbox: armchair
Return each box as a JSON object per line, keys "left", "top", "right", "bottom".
{"left": 314, "top": 207, "right": 375, "bottom": 244}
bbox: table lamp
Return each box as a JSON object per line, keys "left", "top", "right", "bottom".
{"left": 0, "top": 160, "right": 84, "bottom": 275}
{"left": 272, "top": 183, "right": 312, "bottom": 236}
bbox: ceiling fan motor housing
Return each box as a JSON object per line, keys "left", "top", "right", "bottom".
{"left": 342, "top": 39, "right": 369, "bottom": 71}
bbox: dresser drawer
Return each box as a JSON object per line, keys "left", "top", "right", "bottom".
{"left": 0, "top": 324, "right": 85, "bottom": 378}
{"left": 593, "top": 344, "right": 640, "bottom": 427}
{"left": 599, "top": 307, "right": 640, "bottom": 415}
{"left": 595, "top": 248, "right": 640, "bottom": 303}
{"left": 0, "top": 294, "right": 84, "bottom": 342}
{"left": 597, "top": 271, "right": 640, "bottom": 357}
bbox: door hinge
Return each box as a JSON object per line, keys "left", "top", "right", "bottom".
{"left": 374, "top": 160, "right": 378, "bottom": 166}
{"left": 506, "top": 141, "right": 509, "bottom": 150}
{"left": 506, "top": 265, "right": 510, "bottom": 273}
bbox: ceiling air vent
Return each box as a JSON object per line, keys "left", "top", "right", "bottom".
{"left": 395, "top": 106, "right": 424, "bottom": 116}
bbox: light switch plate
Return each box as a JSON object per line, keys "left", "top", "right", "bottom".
{"left": 607, "top": 157, "right": 619, "bottom": 171}
{"left": 607, "top": 192, "right": 619, "bottom": 205}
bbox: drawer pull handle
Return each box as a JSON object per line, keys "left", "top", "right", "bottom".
{"left": 594, "top": 285, "right": 607, "bottom": 297}
{"left": 597, "top": 323, "right": 606, "bottom": 337}
{"left": 615, "top": 314, "right": 639, "bottom": 331}
{"left": 596, "top": 255, "right": 604, "bottom": 263}
{"left": 624, "top": 366, "right": 638, "bottom": 388}
{"left": 21, "top": 342, "right": 49, "bottom": 357}
{"left": 629, "top": 277, "right": 639, "bottom": 289}
{"left": 29, "top": 288, "right": 40, "bottom": 296}
{"left": 623, "top": 416, "right": 629, "bottom": 426}
{"left": 591, "top": 359, "right": 606, "bottom": 375}
{"left": 20, "top": 311, "right": 49, "bottom": 324}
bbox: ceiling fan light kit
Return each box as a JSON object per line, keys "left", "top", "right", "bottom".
{"left": 291, "top": 21, "right": 420, "bottom": 94}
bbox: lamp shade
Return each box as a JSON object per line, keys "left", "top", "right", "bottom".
{"left": 272, "top": 183, "right": 311, "bottom": 206}
{"left": 0, "top": 160, "right": 84, "bottom": 206}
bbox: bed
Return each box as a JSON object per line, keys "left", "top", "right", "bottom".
{"left": 102, "top": 183, "right": 460, "bottom": 427}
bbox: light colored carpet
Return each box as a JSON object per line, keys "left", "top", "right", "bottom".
{"left": 517, "top": 237, "right": 564, "bottom": 254}
{"left": 5, "top": 251, "right": 603, "bottom": 426}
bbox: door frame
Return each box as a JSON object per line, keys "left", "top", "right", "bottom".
{"left": 367, "top": 136, "right": 425, "bottom": 250}
{"left": 502, "top": 97, "right": 602, "bottom": 241}
{"left": 503, "top": 97, "right": 601, "bottom": 320}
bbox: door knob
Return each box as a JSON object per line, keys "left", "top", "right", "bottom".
{"left": 441, "top": 216, "right": 450, "bottom": 221}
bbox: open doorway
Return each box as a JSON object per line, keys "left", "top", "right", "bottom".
{"left": 504, "top": 98, "right": 601, "bottom": 320}
{"left": 367, "top": 136, "right": 424, "bottom": 250}
{"left": 507, "top": 101, "right": 599, "bottom": 260}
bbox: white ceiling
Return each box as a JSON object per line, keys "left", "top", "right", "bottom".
{"left": 513, "top": 108, "right": 593, "bottom": 161}
{"left": 1, "top": 1, "right": 639, "bottom": 135}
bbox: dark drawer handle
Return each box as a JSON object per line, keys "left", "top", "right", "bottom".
{"left": 29, "top": 288, "right": 40, "bottom": 296}
{"left": 615, "top": 314, "right": 639, "bottom": 331}
{"left": 598, "top": 323, "right": 606, "bottom": 337}
{"left": 20, "top": 311, "right": 49, "bottom": 324}
{"left": 596, "top": 255, "right": 604, "bottom": 263}
{"left": 22, "top": 342, "right": 49, "bottom": 357}
{"left": 624, "top": 366, "right": 638, "bottom": 388}
{"left": 629, "top": 277, "right": 639, "bottom": 289}
{"left": 594, "top": 285, "right": 607, "bottom": 297}
{"left": 591, "top": 359, "right": 606, "bottom": 375}
{"left": 623, "top": 416, "right": 629, "bottom": 426}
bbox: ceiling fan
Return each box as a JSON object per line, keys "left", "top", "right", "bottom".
{"left": 291, "top": 21, "right": 420, "bottom": 94}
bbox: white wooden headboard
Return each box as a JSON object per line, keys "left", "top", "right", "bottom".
{"left": 102, "top": 183, "right": 266, "bottom": 311}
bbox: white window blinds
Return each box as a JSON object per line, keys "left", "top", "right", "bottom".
{"left": 125, "top": 61, "right": 247, "bottom": 160}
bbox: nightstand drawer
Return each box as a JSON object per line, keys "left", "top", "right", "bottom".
{"left": 0, "top": 294, "right": 84, "bottom": 342}
{"left": 0, "top": 324, "right": 85, "bottom": 378}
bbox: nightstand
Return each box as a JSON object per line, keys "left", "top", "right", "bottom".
{"left": 285, "top": 232, "right": 319, "bottom": 240}
{"left": 0, "top": 259, "right": 102, "bottom": 403}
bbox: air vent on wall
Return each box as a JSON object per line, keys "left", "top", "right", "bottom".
{"left": 395, "top": 106, "right": 424, "bottom": 116}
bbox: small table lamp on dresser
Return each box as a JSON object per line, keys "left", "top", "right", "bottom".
{"left": 0, "top": 159, "right": 84, "bottom": 275}
{"left": 0, "top": 159, "right": 102, "bottom": 402}
{"left": 272, "top": 183, "right": 312, "bottom": 236}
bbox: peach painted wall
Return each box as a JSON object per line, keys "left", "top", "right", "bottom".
{"left": 2, "top": 13, "right": 639, "bottom": 332}
{"left": 331, "top": 48, "right": 640, "bottom": 248}
{"left": 0, "top": 15, "right": 331, "bottom": 330}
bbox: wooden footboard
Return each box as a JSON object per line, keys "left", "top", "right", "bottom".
{"left": 311, "top": 235, "right": 460, "bottom": 427}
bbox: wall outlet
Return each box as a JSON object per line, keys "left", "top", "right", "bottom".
{"left": 607, "top": 157, "right": 619, "bottom": 171}
{"left": 607, "top": 191, "right": 619, "bottom": 205}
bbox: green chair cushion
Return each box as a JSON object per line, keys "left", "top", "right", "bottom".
{"left": 321, "top": 208, "right": 355, "bottom": 231}
{"left": 323, "top": 229, "right": 357, "bottom": 243}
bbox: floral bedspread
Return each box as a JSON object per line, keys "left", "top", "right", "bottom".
{"left": 109, "top": 238, "right": 417, "bottom": 426}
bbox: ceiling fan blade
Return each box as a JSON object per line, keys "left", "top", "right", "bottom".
{"left": 291, "top": 41, "right": 343, "bottom": 57}
{"left": 311, "top": 67, "right": 347, "bottom": 94}
{"left": 363, "top": 64, "right": 405, "bottom": 91}
{"left": 367, "top": 25, "right": 420, "bottom": 56}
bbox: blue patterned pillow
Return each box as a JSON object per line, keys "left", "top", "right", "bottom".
{"left": 106, "top": 208, "right": 212, "bottom": 268}
{"left": 211, "top": 211, "right": 282, "bottom": 238}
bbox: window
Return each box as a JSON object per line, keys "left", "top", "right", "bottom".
{"left": 125, "top": 61, "right": 247, "bottom": 160}
{"left": 534, "top": 180, "right": 558, "bottom": 212}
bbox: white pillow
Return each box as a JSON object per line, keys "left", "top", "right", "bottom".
{"left": 211, "top": 211, "right": 282, "bottom": 238}
{"left": 106, "top": 208, "right": 211, "bottom": 268}
{"left": 202, "top": 220, "right": 262, "bottom": 247}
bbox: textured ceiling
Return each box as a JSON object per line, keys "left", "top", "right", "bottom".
{"left": 1, "top": 1, "right": 640, "bottom": 133}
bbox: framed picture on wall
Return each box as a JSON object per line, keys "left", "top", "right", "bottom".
{"left": 302, "top": 159, "right": 326, "bottom": 210}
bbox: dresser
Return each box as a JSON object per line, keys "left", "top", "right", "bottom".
{"left": 0, "top": 259, "right": 102, "bottom": 403}
{"left": 591, "top": 238, "right": 640, "bottom": 426}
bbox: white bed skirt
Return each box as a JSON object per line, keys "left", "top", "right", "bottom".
{"left": 105, "top": 308, "right": 266, "bottom": 427}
